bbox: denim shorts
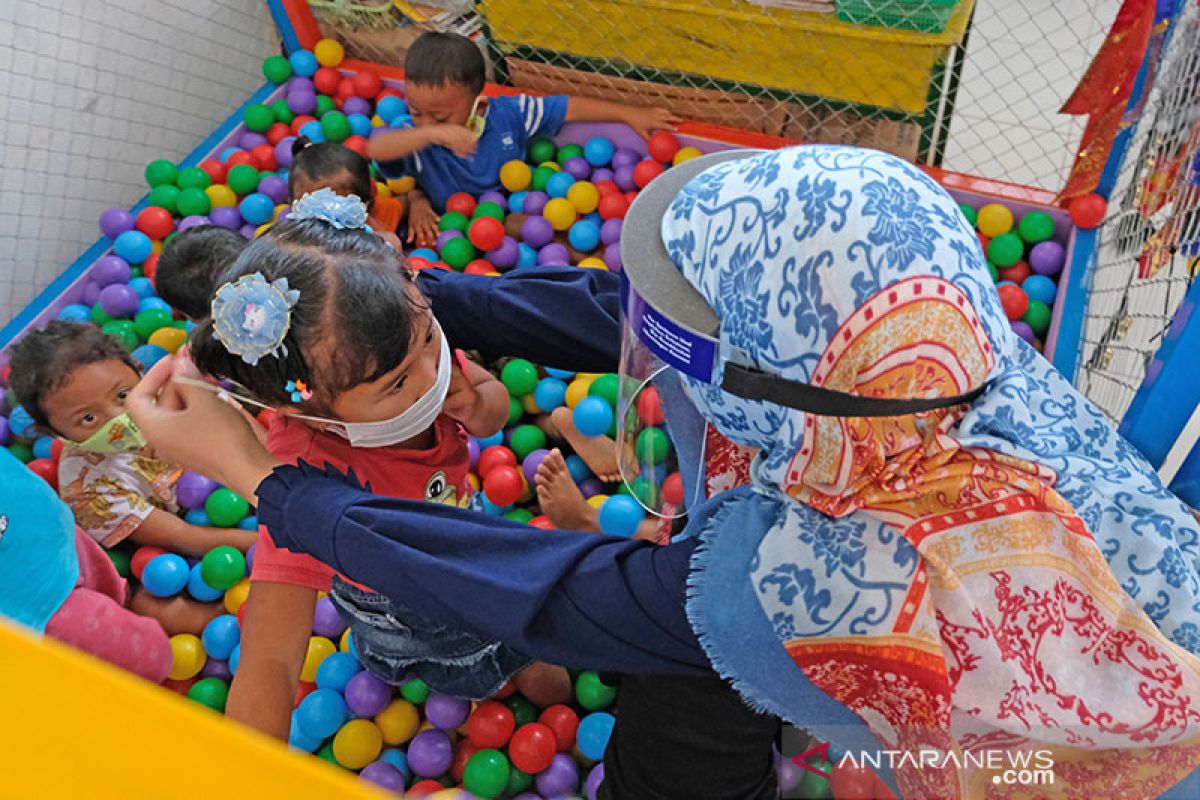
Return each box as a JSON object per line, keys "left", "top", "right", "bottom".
{"left": 328, "top": 575, "right": 532, "bottom": 700}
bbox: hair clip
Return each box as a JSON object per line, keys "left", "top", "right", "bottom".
{"left": 291, "top": 187, "right": 370, "bottom": 230}
{"left": 285, "top": 379, "right": 312, "bottom": 403}
{"left": 211, "top": 272, "right": 300, "bottom": 366}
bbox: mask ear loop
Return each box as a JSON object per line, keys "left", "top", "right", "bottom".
{"left": 466, "top": 96, "right": 488, "bottom": 139}
{"left": 172, "top": 375, "right": 346, "bottom": 435}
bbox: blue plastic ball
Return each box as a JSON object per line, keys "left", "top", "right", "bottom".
{"left": 545, "top": 171, "right": 576, "bottom": 199}
{"left": 58, "top": 304, "right": 92, "bottom": 323}
{"left": 183, "top": 320, "right": 196, "bottom": 333}
{"left": 129, "top": 277, "right": 157, "bottom": 299}
{"left": 114, "top": 230, "right": 153, "bottom": 264}
{"left": 138, "top": 296, "right": 171, "bottom": 314}
{"left": 573, "top": 396, "right": 613, "bottom": 437}
{"left": 238, "top": 515, "right": 259, "bottom": 531}
{"left": 220, "top": 147, "right": 242, "bottom": 163}
{"left": 409, "top": 247, "right": 439, "bottom": 261}
{"left": 546, "top": 368, "right": 575, "bottom": 380}
{"left": 565, "top": 453, "right": 591, "bottom": 483}
{"left": 509, "top": 191, "right": 528, "bottom": 214}
{"left": 598, "top": 495, "right": 645, "bottom": 538}
{"left": 577, "top": 712, "right": 615, "bottom": 760}
{"left": 289, "top": 710, "right": 323, "bottom": 752}
{"left": 583, "top": 211, "right": 603, "bottom": 227}
{"left": 347, "top": 113, "right": 372, "bottom": 138}
{"left": 32, "top": 436, "right": 54, "bottom": 460}
{"left": 298, "top": 120, "right": 325, "bottom": 144}
{"left": 1022, "top": 274, "right": 1057, "bottom": 305}
{"left": 568, "top": 220, "right": 601, "bottom": 252}
{"left": 376, "top": 96, "right": 407, "bottom": 121}
{"left": 239, "top": 192, "right": 275, "bottom": 226}
{"left": 584, "top": 137, "right": 615, "bottom": 167}
{"left": 131, "top": 344, "right": 169, "bottom": 371}
{"left": 517, "top": 243, "right": 538, "bottom": 268}
{"left": 7, "top": 406, "right": 35, "bottom": 438}
{"left": 185, "top": 509, "right": 211, "bottom": 526}
{"left": 533, "top": 378, "right": 568, "bottom": 412}
{"left": 479, "top": 495, "right": 512, "bottom": 517}
{"left": 297, "top": 688, "right": 349, "bottom": 740}
{"left": 142, "top": 553, "right": 190, "bottom": 597}
{"left": 201, "top": 614, "right": 241, "bottom": 660}
{"left": 289, "top": 50, "right": 319, "bottom": 78}
{"left": 315, "top": 650, "right": 362, "bottom": 692}
{"left": 187, "top": 562, "right": 224, "bottom": 602}
{"left": 477, "top": 430, "right": 504, "bottom": 450}
{"left": 229, "top": 643, "right": 241, "bottom": 674}
{"left": 379, "top": 748, "right": 411, "bottom": 779}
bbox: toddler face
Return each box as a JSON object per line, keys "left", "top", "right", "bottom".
{"left": 290, "top": 169, "right": 362, "bottom": 205}
{"left": 42, "top": 359, "right": 140, "bottom": 442}
{"left": 405, "top": 81, "right": 477, "bottom": 129}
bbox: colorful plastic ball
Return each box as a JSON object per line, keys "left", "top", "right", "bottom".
{"left": 197, "top": 545, "right": 245, "bottom": 590}
{"left": 187, "top": 676, "right": 230, "bottom": 712}
{"left": 503, "top": 426, "right": 543, "bottom": 464}
{"left": 670, "top": 146, "right": 700, "bottom": 166}
{"left": 332, "top": 719, "right": 384, "bottom": 770}
{"left": 169, "top": 188, "right": 210, "bottom": 219}
{"left": 536, "top": 753, "right": 580, "bottom": 798}
{"left": 236, "top": 192, "right": 273, "bottom": 226}
{"left": 986, "top": 232, "right": 1023, "bottom": 268}
{"left": 408, "top": 729, "right": 454, "bottom": 778}
{"left": 374, "top": 701, "right": 420, "bottom": 749}
{"left": 644, "top": 130, "right": 679, "bottom": 162}
{"left": 508, "top": 723, "right": 557, "bottom": 774}
{"left": 352, "top": 70, "right": 383, "bottom": 98}
{"left": 341, "top": 669, "right": 390, "bottom": 718}
{"left": 545, "top": 171, "right": 576, "bottom": 199}
{"left": 598, "top": 192, "right": 629, "bottom": 221}
{"left": 467, "top": 701, "right": 516, "bottom": 750}
{"left": 224, "top": 162, "right": 260, "bottom": 195}
{"left": 500, "top": 359, "right": 539, "bottom": 397}
{"left": 99, "top": 208, "right": 137, "bottom": 240}
{"left": 113, "top": 230, "right": 153, "bottom": 264}
{"left": 361, "top": 761, "right": 406, "bottom": 793}
{"left": 97, "top": 283, "right": 140, "bottom": 319}
{"left": 576, "top": 712, "right": 615, "bottom": 761}
{"left": 202, "top": 488, "right": 248, "bottom": 528}
{"left": 289, "top": 49, "right": 319, "bottom": 77}
{"left": 555, "top": 143, "right": 584, "bottom": 166}
{"left": 543, "top": 198, "right": 577, "bottom": 231}
{"left": 1029, "top": 240, "right": 1065, "bottom": 275}
{"left": 1010, "top": 320, "right": 1035, "bottom": 344}
{"left": 242, "top": 102, "right": 275, "bottom": 133}
{"left": 140, "top": 185, "right": 176, "bottom": 215}
{"left": 483, "top": 465, "right": 524, "bottom": 507}
{"left": 1022, "top": 274, "right": 1057, "bottom": 305}
{"left": 633, "top": 159, "right": 665, "bottom": 188}
{"left": 568, "top": 220, "right": 601, "bottom": 252}
{"left": 996, "top": 283, "right": 1029, "bottom": 321}
{"left": 148, "top": 326, "right": 187, "bottom": 353}
{"left": 573, "top": 397, "right": 613, "bottom": 438}
{"left": 1023, "top": 300, "right": 1052, "bottom": 336}
{"left": 562, "top": 156, "right": 590, "bottom": 181}
{"left": 132, "top": 307, "right": 171, "bottom": 340}
{"left": 439, "top": 237, "right": 475, "bottom": 271}
{"left": 103, "top": 319, "right": 139, "bottom": 350}
{"left": 467, "top": 216, "right": 505, "bottom": 251}
{"left": 598, "top": 495, "right": 645, "bottom": 538}
{"left": 957, "top": 203, "right": 978, "bottom": 226}
{"left": 135, "top": 207, "right": 173, "bottom": 241}
{"left": 528, "top": 136, "right": 557, "bottom": 165}
{"left": 532, "top": 378, "right": 568, "bottom": 413}
{"left": 187, "top": 564, "right": 224, "bottom": 602}
{"left": 575, "top": 670, "right": 617, "bottom": 710}
{"left": 1017, "top": 211, "right": 1056, "bottom": 244}
{"left": 399, "top": 677, "right": 430, "bottom": 705}
{"left": 1068, "top": 193, "right": 1106, "bottom": 229}
{"left": 582, "top": 136, "right": 615, "bottom": 167}
{"left": 313, "top": 37, "right": 345, "bottom": 67}
{"left": 262, "top": 54, "right": 293, "bottom": 84}
{"left": 997, "top": 260, "right": 1032, "bottom": 286}
{"left": 977, "top": 203, "right": 1014, "bottom": 237}
{"left": 145, "top": 159, "right": 179, "bottom": 188}
{"left": 514, "top": 216, "right": 551, "bottom": 251}
{"left": 92, "top": 255, "right": 132, "bottom": 287}
{"left": 311, "top": 651, "right": 358, "bottom": 694}
{"left": 462, "top": 749, "right": 510, "bottom": 799}
{"left": 320, "top": 111, "right": 352, "bottom": 143}
{"left": 497, "top": 160, "right": 533, "bottom": 193}
{"left": 131, "top": 343, "right": 169, "bottom": 371}
{"left": 169, "top": 634, "right": 207, "bottom": 680}
{"left": 57, "top": 304, "right": 91, "bottom": 323}
{"left": 200, "top": 614, "right": 241, "bottom": 661}
{"left": 184, "top": 508, "right": 212, "bottom": 527}
{"left": 298, "top": 688, "right": 349, "bottom": 740}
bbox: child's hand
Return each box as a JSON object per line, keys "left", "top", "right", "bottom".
{"left": 428, "top": 124, "right": 478, "bottom": 158}
{"left": 625, "top": 106, "right": 682, "bottom": 140}
{"left": 442, "top": 363, "right": 482, "bottom": 425}
{"left": 407, "top": 196, "right": 441, "bottom": 249}
{"left": 443, "top": 353, "right": 509, "bottom": 438}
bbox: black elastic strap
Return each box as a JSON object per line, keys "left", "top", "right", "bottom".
{"left": 721, "top": 363, "right": 986, "bottom": 418}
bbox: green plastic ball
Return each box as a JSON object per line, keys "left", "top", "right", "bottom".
{"left": 797, "top": 760, "right": 833, "bottom": 798}
{"left": 320, "top": 111, "right": 351, "bottom": 143}
{"left": 438, "top": 211, "right": 470, "bottom": 232}
{"left": 440, "top": 237, "right": 476, "bottom": 270}
{"left": 503, "top": 508, "right": 535, "bottom": 524}
{"left": 509, "top": 425, "right": 546, "bottom": 461}
{"left": 145, "top": 159, "right": 178, "bottom": 188}
{"left": 528, "top": 137, "right": 557, "bottom": 165}
{"left": 620, "top": 476, "right": 659, "bottom": 509}
{"left": 176, "top": 187, "right": 212, "bottom": 218}
{"left": 270, "top": 98, "right": 296, "bottom": 125}
{"left": 133, "top": 308, "right": 173, "bottom": 340}
{"left": 502, "top": 695, "right": 537, "bottom": 728}
{"left": 8, "top": 443, "right": 33, "bottom": 463}
{"left": 204, "top": 488, "right": 250, "bottom": 528}
{"left": 986, "top": 232, "right": 1024, "bottom": 268}
{"left": 243, "top": 103, "right": 275, "bottom": 133}
{"left": 148, "top": 184, "right": 181, "bottom": 214}
{"left": 507, "top": 396, "right": 523, "bottom": 427}
{"left": 556, "top": 143, "right": 584, "bottom": 166}
{"left": 1022, "top": 300, "right": 1052, "bottom": 336}
{"left": 318, "top": 741, "right": 340, "bottom": 765}
{"left": 463, "top": 749, "right": 510, "bottom": 799}
{"left": 473, "top": 201, "right": 505, "bottom": 221}
{"left": 91, "top": 304, "right": 112, "bottom": 326}
{"left": 531, "top": 165, "right": 556, "bottom": 193}
{"left": 635, "top": 427, "right": 670, "bottom": 465}
{"left": 401, "top": 678, "right": 430, "bottom": 704}
{"left": 501, "top": 359, "right": 539, "bottom": 397}
{"left": 226, "top": 164, "right": 261, "bottom": 195}
{"left": 504, "top": 767, "right": 533, "bottom": 796}
{"left": 101, "top": 320, "right": 138, "bottom": 351}
{"left": 258, "top": 169, "right": 274, "bottom": 182}
{"left": 587, "top": 374, "right": 620, "bottom": 408}
{"left": 130, "top": 267, "right": 144, "bottom": 280}
{"left": 315, "top": 95, "right": 335, "bottom": 118}
{"left": 575, "top": 670, "right": 617, "bottom": 711}
{"left": 1017, "top": 211, "right": 1056, "bottom": 244}
{"left": 262, "top": 54, "right": 293, "bottom": 85}
{"left": 107, "top": 548, "right": 132, "bottom": 579}
{"left": 176, "top": 166, "right": 212, "bottom": 191}
{"left": 987, "top": 262, "right": 999, "bottom": 282}
{"left": 958, "top": 203, "right": 977, "bottom": 227}
{"left": 200, "top": 545, "right": 247, "bottom": 590}
{"left": 187, "top": 677, "right": 230, "bottom": 712}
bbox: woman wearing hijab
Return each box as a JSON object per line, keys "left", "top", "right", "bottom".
{"left": 131, "top": 145, "right": 1200, "bottom": 798}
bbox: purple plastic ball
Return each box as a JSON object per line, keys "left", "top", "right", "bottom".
{"left": 435, "top": 229, "right": 464, "bottom": 250}
{"left": 1029, "top": 240, "right": 1065, "bottom": 276}
{"left": 209, "top": 206, "right": 242, "bottom": 230}
{"left": 275, "top": 137, "right": 297, "bottom": 168}
{"left": 286, "top": 76, "right": 314, "bottom": 94}
{"left": 604, "top": 242, "right": 623, "bottom": 272}
{"left": 467, "top": 436, "right": 481, "bottom": 470}
{"left": 513, "top": 794, "right": 540, "bottom": 800}
{"left": 613, "top": 165, "right": 637, "bottom": 193}
{"left": 564, "top": 156, "right": 592, "bottom": 180}
{"left": 178, "top": 215, "right": 210, "bottom": 232}
{"left": 536, "top": 753, "right": 581, "bottom": 798}
{"left": 1010, "top": 320, "right": 1036, "bottom": 343}
{"left": 312, "top": 595, "right": 347, "bottom": 638}
{"left": 275, "top": 208, "right": 291, "bottom": 225}
{"left": 522, "top": 191, "right": 550, "bottom": 216}
{"left": 538, "top": 243, "right": 571, "bottom": 266}
{"left": 521, "top": 215, "right": 555, "bottom": 249}
{"left": 585, "top": 763, "right": 606, "bottom": 800}
{"left": 488, "top": 236, "right": 520, "bottom": 270}
{"left": 99, "top": 208, "right": 135, "bottom": 240}
{"left": 81, "top": 281, "right": 102, "bottom": 307}
{"left": 479, "top": 191, "right": 507, "bottom": 208}
{"left": 199, "top": 658, "right": 232, "bottom": 680}
{"left": 0, "top": 417, "right": 10, "bottom": 447}
{"left": 258, "top": 175, "right": 289, "bottom": 205}
{"left": 98, "top": 283, "right": 141, "bottom": 319}
{"left": 343, "top": 96, "right": 371, "bottom": 117}
{"left": 239, "top": 132, "right": 268, "bottom": 150}
{"left": 523, "top": 448, "right": 550, "bottom": 487}
{"left": 612, "top": 148, "right": 640, "bottom": 169}
{"left": 360, "top": 761, "right": 406, "bottom": 792}
{"left": 424, "top": 692, "right": 470, "bottom": 730}
{"left": 239, "top": 224, "right": 257, "bottom": 239}
{"left": 245, "top": 542, "right": 255, "bottom": 572}
{"left": 407, "top": 730, "right": 453, "bottom": 777}
{"left": 600, "top": 218, "right": 623, "bottom": 246}
{"left": 777, "top": 758, "right": 804, "bottom": 792}
{"left": 345, "top": 670, "right": 392, "bottom": 718}
{"left": 92, "top": 255, "right": 132, "bottom": 288}
{"left": 288, "top": 91, "right": 317, "bottom": 116}
{"left": 579, "top": 477, "right": 605, "bottom": 499}
{"left": 176, "top": 471, "right": 219, "bottom": 510}
{"left": 592, "top": 167, "right": 614, "bottom": 183}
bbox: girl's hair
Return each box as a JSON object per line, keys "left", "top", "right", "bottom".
{"left": 9, "top": 321, "right": 139, "bottom": 430}
{"left": 289, "top": 137, "right": 374, "bottom": 209}
{"left": 188, "top": 218, "right": 421, "bottom": 412}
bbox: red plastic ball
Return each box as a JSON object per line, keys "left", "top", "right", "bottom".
{"left": 313, "top": 67, "right": 341, "bottom": 96}
{"left": 378, "top": 88, "right": 405, "bottom": 102}
{"left": 478, "top": 445, "right": 517, "bottom": 477}
{"left": 493, "top": 681, "right": 517, "bottom": 699}
{"left": 266, "top": 122, "right": 292, "bottom": 146}
{"left": 997, "top": 283, "right": 1030, "bottom": 321}
{"left": 633, "top": 160, "right": 664, "bottom": 189}
{"left": 236, "top": 601, "right": 248, "bottom": 628}
{"left": 433, "top": 261, "right": 452, "bottom": 271}
{"left": 977, "top": 232, "right": 989, "bottom": 253}
{"left": 336, "top": 77, "right": 356, "bottom": 104}
{"left": 290, "top": 115, "right": 316, "bottom": 136}
{"left": 468, "top": 216, "right": 505, "bottom": 250}
{"left": 199, "top": 159, "right": 228, "bottom": 185}
{"left": 131, "top": 546, "right": 168, "bottom": 580}
{"left": 468, "top": 701, "right": 517, "bottom": 749}
{"left": 0, "top": 363, "right": 9, "bottom": 384}
{"left": 446, "top": 192, "right": 476, "bottom": 216}
{"left": 647, "top": 131, "right": 681, "bottom": 163}
{"left": 251, "top": 144, "right": 278, "bottom": 172}
{"left": 529, "top": 515, "right": 555, "bottom": 530}
{"left": 142, "top": 254, "right": 159, "bottom": 282}
{"left": 464, "top": 259, "right": 495, "bottom": 276}
{"left": 998, "top": 260, "right": 1032, "bottom": 285}
{"left": 636, "top": 386, "right": 665, "bottom": 426}
{"left": 598, "top": 193, "right": 629, "bottom": 221}
{"left": 225, "top": 150, "right": 255, "bottom": 170}
{"left": 342, "top": 135, "right": 368, "bottom": 157}
{"left": 829, "top": 764, "right": 877, "bottom": 800}
{"left": 294, "top": 681, "right": 317, "bottom": 707}
{"left": 450, "top": 739, "right": 479, "bottom": 783}
{"left": 407, "top": 779, "right": 447, "bottom": 796}
{"left": 163, "top": 677, "right": 198, "bottom": 696}
{"left": 509, "top": 722, "right": 557, "bottom": 774}
{"left": 484, "top": 465, "right": 524, "bottom": 507}
{"left": 538, "top": 704, "right": 579, "bottom": 752}
{"left": 1069, "top": 193, "right": 1107, "bottom": 229}
{"left": 594, "top": 180, "right": 620, "bottom": 196}
{"left": 624, "top": 190, "right": 639, "bottom": 204}
{"left": 353, "top": 71, "right": 383, "bottom": 98}
{"left": 661, "top": 472, "right": 685, "bottom": 507}
{"left": 407, "top": 256, "right": 433, "bottom": 271}
{"left": 136, "top": 207, "right": 174, "bottom": 240}
{"left": 26, "top": 458, "right": 58, "bottom": 491}
{"left": 50, "top": 438, "right": 64, "bottom": 461}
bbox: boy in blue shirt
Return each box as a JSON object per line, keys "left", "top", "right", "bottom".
{"left": 367, "top": 32, "right": 678, "bottom": 247}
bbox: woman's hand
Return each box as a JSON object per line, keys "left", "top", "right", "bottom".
{"left": 126, "top": 356, "right": 279, "bottom": 502}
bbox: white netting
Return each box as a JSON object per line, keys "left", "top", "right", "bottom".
{"left": 0, "top": 0, "right": 276, "bottom": 327}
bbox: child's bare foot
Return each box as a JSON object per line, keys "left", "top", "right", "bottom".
{"left": 512, "top": 661, "right": 572, "bottom": 708}
{"left": 549, "top": 407, "right": 625, "bottom": 482}
{"left": 536, "top": 449, "right": 599, "bottom": 532}
{"left": 535, "top": 412, "right": 563, "bottom": 443}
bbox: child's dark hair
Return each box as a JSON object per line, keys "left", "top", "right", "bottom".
{"left": 189, "top": 219, "right": 422, "bottom": 413}
{"left": 156, "top": 225, "right": 248, "bottom": 320}
{"left": 404, "top": 32, "right": 486, "bottom": 95}
{"left": 289, "top": 137, "right": 374, "bottom": 208}
{"left": 9, "top": 321, "right": 139, "bottom": 431}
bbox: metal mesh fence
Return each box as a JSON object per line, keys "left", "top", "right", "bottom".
{"left": 1075, "top": 0, "right": 1200, "bottom": 423}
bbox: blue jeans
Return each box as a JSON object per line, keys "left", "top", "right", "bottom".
{"left": 328, "top": 575, "right": 531, "bottom": 700}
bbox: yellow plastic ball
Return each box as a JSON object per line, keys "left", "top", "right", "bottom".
{"left": 340, "top": 628, "right": 354, "bottom": 652}
{"left": 544, "top": 198, "right": 577, "bottom": 231}
{"left": 387, "top": 176, "right": 416, "bottom": 195}
{"left": 577, "top": 373, "right": 603, "bottom": 382}
{"left": 314, "top": 38, "right": 345, "bottom": 68}
{"left": 538, "top": 161, "right": 561, "bottom": 172}
{"left": 465, "top": 472, "right": 480, "bottom": 492}
{"left": 565, "top": 378, "right": 593, "bottom": 409}
{"left": 223, "top": 578, "right": 251, "bottom": 614}
{"left": 673, "top": 146, "right": 703, "bottom": 165}
{"left": 578, "top": 257, "right": 608, "bottom": 270}
{"left": 376, "top": 181, "right": 392, "bottom": 199}
{"left": 206, "top": 184, "right": 237, "bottom": 208}
{"left": 523, "top": 394, "right": 542, "bottom": 414}
{"left": 586, "top": 494, "right": 609, "bottom": 510}
{"left": 254, "top": 223, "right": 272, "bottom": 239}
{"left": 148, "top": 326, "right": 187, "bottom": 354}
{"left": 976, "top": 203, "right": 1014, "bottom": 238}
{"left": 376, "top": 700, "right": 421, "bottom": 745}
{"left": 418, "top": 720, "right": 436, "bottom": 734}
{"left": 500, "top": 160, "right": 532, "bottom": 192}
{"left": 371, "top": 114, "right": 385, "bottom": 127}
{"left": 273, "top": 203, "right": 289, "bottom": 220}
{"left": 567, "top": 181, "right": 600, "bottom": 214}
{"left": 151, "top": 240, "right": 164, "bottom": 256}
{"left": 332, "top": 719, "right": 383, "bottom": 770}
{"left": 168, "top": 634, "right": 206, "bottom": 681}
{"left": 300, "top": 636, "right": 336, "bottom": 683}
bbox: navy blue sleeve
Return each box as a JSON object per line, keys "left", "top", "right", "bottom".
{"left": 257, "top": 462, "right": 709, "bottom": 675}
{"left": 416, "top": 266, "right": 622, "bottom": 372}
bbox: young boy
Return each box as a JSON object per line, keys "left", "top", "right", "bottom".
{"left": 155, "top": 225, "right": 248, "bottom": 321}
{"left": 367, "top": 32, "right": 679, "bottom": 247}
